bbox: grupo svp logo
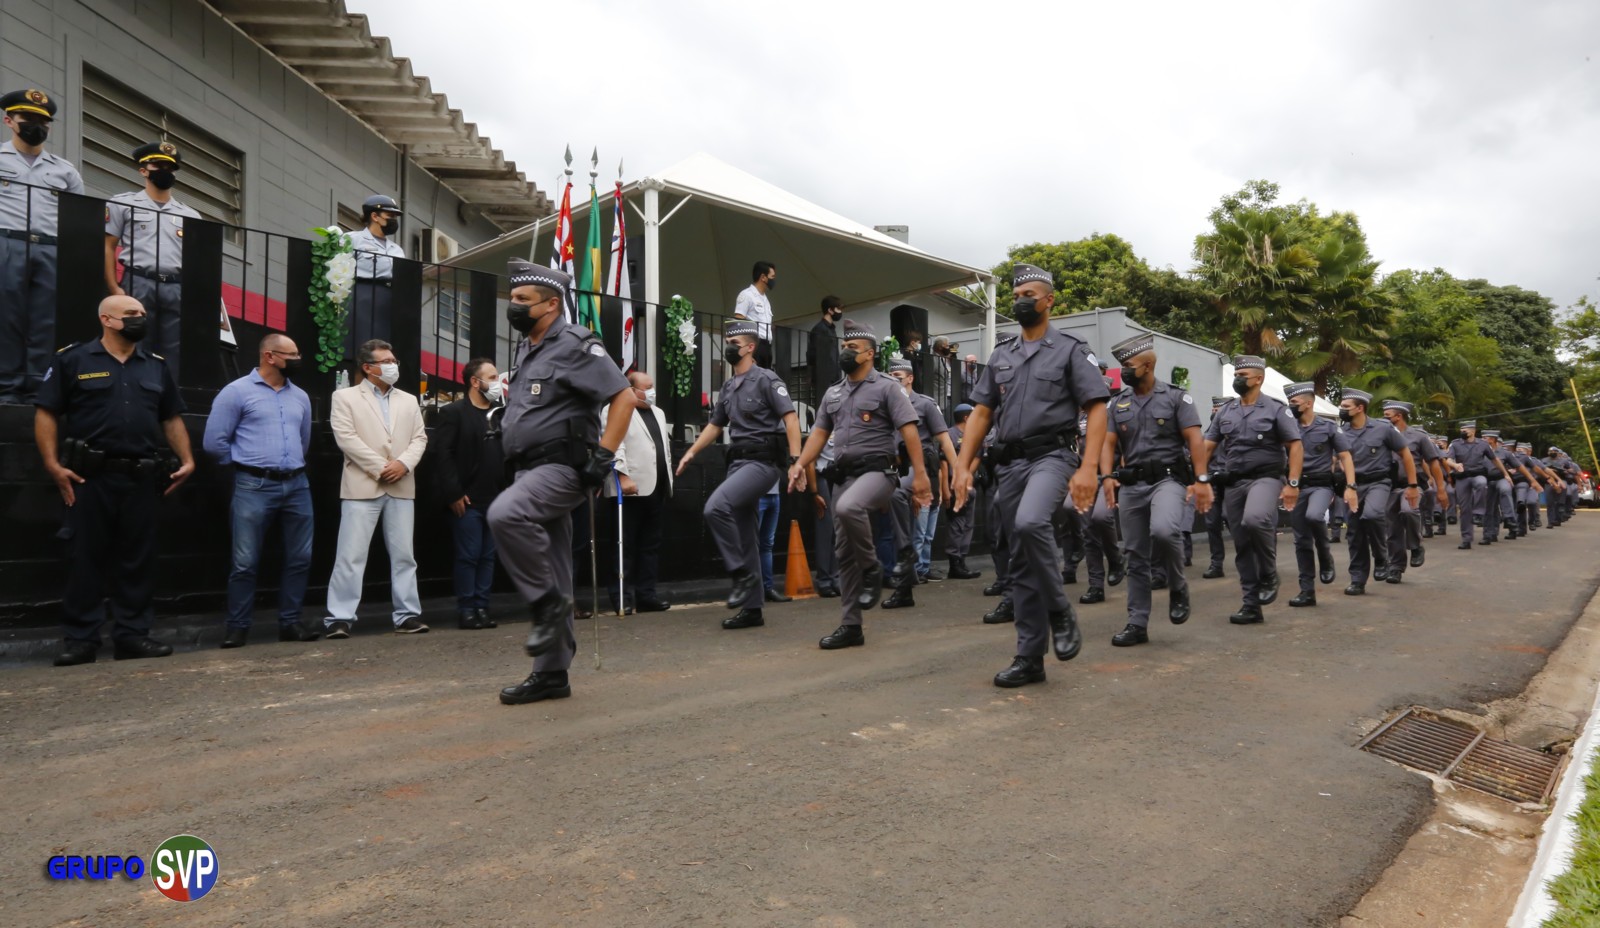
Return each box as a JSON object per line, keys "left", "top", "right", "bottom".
{"left": 151, "top": 834, "right": 218, "bottom": 902}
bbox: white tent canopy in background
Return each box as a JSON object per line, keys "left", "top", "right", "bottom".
{"left": 1222, "top": 363, "right": 1340, "bottom": 418}
{"left": 449, "top": 152, "right": 1000, "bottom": 372}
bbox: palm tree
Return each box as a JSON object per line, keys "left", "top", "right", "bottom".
{"left": 1192, "top": 182, "right": 1319, "bottom": 357}
{"left": 1286, "top": 212, "right": 1393, "bottom": 396}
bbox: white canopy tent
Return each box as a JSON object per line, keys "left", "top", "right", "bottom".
{"left": 1222, "top": 363, "right": 1340, "bottom": 417}
{"left": 449, "top": 152, "right": 1000, "bottom": 372}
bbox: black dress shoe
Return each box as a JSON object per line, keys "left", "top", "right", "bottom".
{"left": 858, "top": 566, "right": 884, "bottom": 611}
{"left": 1150, "top": 575, "right": 1168, "bottom": 591}
{"left": 819, "top": 625, "right": 865, "bottom": 649}
{"left": 881, "top": 588, "right": 915, "bottom": 609}
{"left": 1068, "top": 547, "right": 1086, "bottom": 567}
{"left": 726, "top": 570, "right": 758, "bottom": 609}
{"left": 1257, "top": 574, "right": 1280, "bottom": 605}
{"left": 1048, "top": 608, "right": 1082, "bottom": 661}
{"left": 1079, "top": 586, "right": 1105, "bottom": 605}
{"left": 815, "top": 585, "right": 842, "bottom": 599}
{"left": 53, "top": 641, "right": 98, "bottom": 667}
{"left": 1344, "top": 583, "right": 1365, "bottom": 596}
{"left": 1329, "top": 532, "right": 1342, "bottom": 543}
{"left": 221, "top": 627, "right": 249, "bottom": 649}
{"left": 1320, "top": 565, "right": 1336, "bottom": 585}
{"left": 1385, "top": 573, "right": 1403, "bottom": 584}
{"left": 525, "top": 592, "right": 573, "bottom": 657}
{"left": 1111, "top": 623, "right": 1149, "bottom": 647}
{"left": 1288, "top": 590, "right": 1317, "bottom": 607}
{"left": 722, "top": 608, "right": 765, "bottom": 629}
{"left": 947, "top": 559, "right": 982, "bottom": 580}
{"left": 1107, "top": 562, "right": 1127, "bottom": 587}
{"left": 1458, "top": 541, "right": 1472, "bottom": 550}
{"left": 923, "top": 568, "right": 946, "bottom": 582}
{"left": 113, "top": 637, "right": 173, "bottom": 661}
{"left": 459, "top": 609, "right": 491, "bottom": 630}
{"left": 1228, "top": 604, "right": 1264, "bottom": 625}
{"left": 499, "top": 672, "right": 571, "bottom": 705}
{"left": 982, "top": 598, "right": 1015, "bottom": 624}
{"left": 891, "top": 548, "right": 918, "bottom": 587}
{"left": 477, "top": 607, "right": 499, "bottom": 628}
{"left": 982, "top": 580, "right": 1006, "bottom": 597}
{"left": 279, "top": 623, "right": 322, "bottom": 642}
{"left": 1407, "top": 548, "right": 1422, "bottom": 569}
{"left": 765, "top": 587, "right": 792, "bottom": 603}
{"left": 1061, "top": 569, "right": 1078, "bottom": 585}
{"left": 635, "top": 596, "right": 670, "bottom": 613}
{"left": 993, "top": 655, "right": 1046, "bottom": 688}
{"left": 1373, "top": 566, "right": 1389, "bottom": 582}
{"left": 1169, "top": 588, "right": 1190, "bottom": 624}
{"left": 1202, "top": 564, "right": 1225, "bottom": 579}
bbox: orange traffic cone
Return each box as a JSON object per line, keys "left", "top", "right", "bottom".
{"left": 784, "top": 520, "right": 817, "bottom": 599}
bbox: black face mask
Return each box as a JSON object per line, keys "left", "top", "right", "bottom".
{"left": 1012, "top": 296, "right": 1043, "bottom": 327}
{"left": 116, "top": 315, "right": 148, "bottom": 342}
{"left": 1119, "top": 366, "right": 1141, "bottom": 387}
{"left": 839, "top": 349, "right": 863, "bottom": 375}
{"left": 280, "top": 357, "right": 304, "bottom": 377}
{"left": 764, "top": 277, "right": 777, "bottom": 291}
{"left": 382, "top": 218, "right": 400, "bottom": 236}
{"left": 827, "top": 311, "right": 841, "bottom": 323}
{"left": 723, "top": 343, "right": 745, "bottom": 366}
{"left": 148, "top": 170, "right": 176, "bottom": 191}
{"left": 1231, "top": 376, "right": 1250, "bottom": 396}
{"left": 506, "top": 302, "right": 535, "bottom": 334}
{"left": 1338, "top": 408, "right": 1354, "bottom": 423}
{"left": 16, "top": 121, "right": 47, "bottom": 146}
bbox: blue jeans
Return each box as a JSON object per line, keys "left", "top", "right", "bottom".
{"left": 757, "top": 492, "right": 781, "bottom": 590}
{"left": 914, "top": 504, "right": 939, "bottom": 575}
{"left": 451, "top": 506, "right": 497, "bottom": 610}
{"left": 227, "top": 472, "right": 314, "bottom": 628}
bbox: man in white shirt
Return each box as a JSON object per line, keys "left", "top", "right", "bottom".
{"left": 734, "top": 260, "right": 776, "bottom": 368}
{"left": 343, "top": 194, "right": 407, "bottom": 366}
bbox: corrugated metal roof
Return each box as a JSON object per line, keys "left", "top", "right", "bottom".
{"left": 206, "top": 0, "right": 548, "bottom": 229}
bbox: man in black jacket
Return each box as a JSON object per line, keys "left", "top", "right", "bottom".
{"left": 430, "top": 358, "right": 505, "bottom": 629}
{"left": 806, "top": 295, "right": 845, "bottom": 596}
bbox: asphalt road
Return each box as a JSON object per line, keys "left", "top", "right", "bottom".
{"left": 4, "top": 516, "right": 1596, "bottom": 927}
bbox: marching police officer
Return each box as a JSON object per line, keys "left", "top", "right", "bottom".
{"left": 677, "top": 320, "right": 802, "bottom": 629}
{"left": 488, "top": 259, "right": 633, "bottom": 705}
{"left": 1284, "top": 382, "right": 1354, "bottom": 608}
{"left": 35, "top": 295, "right": 196, "bottom": 665}
{"left": 1, "top": 88, "right": 84, "bottom": 401}
{"left": 1201, "top": 395, "right": 1231, "bottom": 579}
{"left": 789, "top": 320, "right": 930, "bottom": 650}
{"left": 979, "top": 430, "right": 1017, "bottom": 625}
{"left": 883, "top": 357, "right": 958, "bottom": 609}
{"left": 1380, "top": 401, "right": 1445, "bottom": 581}
{"left": 1482, "top": 431, "right": 1528, "bottom": 542}
{"left": 1098, "top": 334, "right": 1213, "bottom": 646}
{"left": 942, "top": 403, "right": 983, "bottom": 581}
{"left": 1202, "top": 356, "right": 1302, "bottom": 625}
{"left": 1446, "top": 423, "right": 1499, "bottom": 548}
{"left": 1337, "top": 389, "right": 1417, "bottom": 593}
{"left": 345, "top": 194, "right": 407, "bottom": 357}
{"left": 1517, "top": 442, "right": 1562, "bottom": 533}
{"left": 952, "top": 264, "right": 1110, "bottom": 688}
{"left": 104, "top": 142, "right": 202, "bottom": 382}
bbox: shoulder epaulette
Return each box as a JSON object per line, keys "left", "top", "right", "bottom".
{"left": 56, "top": 342, "right": 78, "bottom": 353}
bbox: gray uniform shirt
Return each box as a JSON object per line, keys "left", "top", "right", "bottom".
{"left": 1447, "top": 438, "right": 1497, "bottom": 476}
{"left": 814, "top": 368, "right": 919, "bottom": 461}
{"left": 1204, "top": 395, "right": 1301, "bottom": 472}
{"left": 1298, "top": 416, "right": 1349, "bottom": 476}
{"left": 344, "top": 228, "right": 407, "bottom": 280}
{"left": 106, "top": 191, "right": 201, "bottom": 274}
{"left": 0, "top": 140, "right": 84, "bottom": 235}
{"left": 1342, "top": 419, "right": 1406, "bottom": 479}
{"left": 969, "top": 329, "right": 1110, "bottom": 444}
{"left": 710, "top": 365, "right": 794, "bottom": 439}
{"left": 501, "top": 315, "right": 630, "bottom": 459}
{"left": 1109, "top": 381, "right": 1200, "bottom": 465}
{"left": 1393, "top": 427, "right": 1438, "bottom": 483}
{"left": 906, "top": 390, "right": 949, "bottom": 447}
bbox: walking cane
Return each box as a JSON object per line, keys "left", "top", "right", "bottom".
{"left": 588, "top": 493, "right": 602, "bottom": 671}
{"left": 615, "top": 465, "right": 626, "bottom": 618}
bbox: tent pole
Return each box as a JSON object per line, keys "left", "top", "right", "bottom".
{"left": 644, "top": 183, "right": 661, "bottom": 382}
{"left": 982, "top": 278, "right": 997, "bottom": 361}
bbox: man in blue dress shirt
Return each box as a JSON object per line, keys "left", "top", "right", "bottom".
{"left": 202, "top": 332, "right": 318, "bottom": 647}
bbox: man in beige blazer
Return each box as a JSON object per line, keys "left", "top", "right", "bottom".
{"left": 599, "top": 371, "right": 674, "bottom": 613}
{"left": 323, "top": 339, "right": 430, "bottom": 637}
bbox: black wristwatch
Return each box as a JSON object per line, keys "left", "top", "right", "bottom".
{"left": 1407, "top": 482, "right": 1418, "bottom": 488}
{"left": 1195, "top": 473, "right": 1211, "bottom": 484}
{"left": 1287, "top": 477, "right": 1300, "bottom": 488}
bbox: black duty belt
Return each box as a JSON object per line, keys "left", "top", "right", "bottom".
{"left": 1210, "top": 463, "right": 1285, "bottom": 489}
{"left": 235, "top": 463, "right": 305, "bottom": 480}
{"left": 510, "top": 437, "right": 586, "bottom": 474}
{"left": 1114, "top": 458, "right": 1194, "bottom": 486}
{"left": 1354, "top": 475, "right": 1392, "bottom": 487}
{"left": 727, "top": 438, "right": 786, "bottom": 466}
{"left": 1, "top": 228, "right": 56, "bottom": 245}
{"left": 824, "top": 453, "right": 898, "bottom": 482}
{"left": 1299, "top": 471, "right": 1336, "bottom": 488}
{"left": 991, "top": 430, "right": 1077, "bottom": 467}
{"left": 355, "top": 278, "right": 393, "bottom": 288}
{"left": 102, "top": 456, "right": 161, "bottom": 477}
{"left": 129, "top": 266, "right": 181, "bottom": 283}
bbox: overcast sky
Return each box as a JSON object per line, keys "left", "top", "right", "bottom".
{"left": 366, "top": 0, "right": 1600, "bottom": 311}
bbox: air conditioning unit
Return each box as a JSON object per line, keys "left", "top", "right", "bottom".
{"left": 424, "top": 229, "right": 461, "bottom": 264}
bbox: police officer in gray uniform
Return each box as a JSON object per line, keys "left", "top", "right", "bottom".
{"left": 677, "top": 320, "right": 802, "bottom": 629}
{"left": 1446, "top": 422, "right": 1498, "bottom": 548}
{"left": 0, "top": 88, "right": 84, "bottom": 401}
{"left": 788, "top": 320, "right": 929, "bottom": 650}
{"left": 105, "top": 142, "right": 202, "bottom": 382}
{"left": 942, "top": 403, "right": 983, "bottom": 580}
{"left": 1517, "top": 442, "right": 1561, "bottom": 534}
{"left": 344, "top": 194, "right": 408, "bottom": 357}
{"left": 952, "top": 264, "right": 1110, "bottom": 688}
{"left": 979, "top": 430, "right": 1017, "bottom": 624}
{"left": 883, "top": 357, "right": 958, "bottom": 609}
{"left": 1380, "top": 400, "right": 1446, "bottom": 581}
{"left": 1337, "top": 389, "right": 1418, "bottom": 593}
{"left": 488, "top": 259, "right": 633, "bottom": 706}
{"left": 1099, "top": 333, "right": 1213, "bottom": 647}
{"left": 1482, "top": 431, "right": 1525, "bottom": 542}
{"left": 1284, "top": 381, "right": 1354, "bottom": 608}
{"left": 1203, "top": 356, "right": 1302, "bottom": 624}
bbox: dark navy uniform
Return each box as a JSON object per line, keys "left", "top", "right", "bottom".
{"left": 36, "top": 339, "right": 185, "bottom": 649}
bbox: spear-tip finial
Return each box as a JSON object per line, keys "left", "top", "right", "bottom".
{"left": 590, "top": 147, "right": 599, "bottom": 180}
{"left": 563, "top": 144, "right": 573, "bottom": 176}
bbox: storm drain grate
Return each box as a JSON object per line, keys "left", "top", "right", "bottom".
{"left": 1357, "top": 707, "right": 1563, "bottom": 804}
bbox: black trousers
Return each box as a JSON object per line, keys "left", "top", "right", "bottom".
{"left": 62, "top": 471, "right": 162, "bottom": 643}
{"left": 755, "top": 338, "right": 773, "bottom": 369}
{"left": 606, "top": 490, "right": 666, "bottom": 608}
{"left": 348, "top": 281, "right": 393, "bottom": 357}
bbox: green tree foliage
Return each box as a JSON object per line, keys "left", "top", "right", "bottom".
{"left": 1460, "top": 279, "right": 1569, "bottom": 408}
{"left": 1285, "top": 212, "right": 1393, "bottom": 395}
{"left": 1192, "top": 180, "right": 1319, "bottom": 357}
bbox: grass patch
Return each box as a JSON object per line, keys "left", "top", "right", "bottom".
{"left": 1543, "top": 748, "right": 1600, "bottom": 927}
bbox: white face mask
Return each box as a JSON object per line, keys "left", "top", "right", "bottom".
{"left": 484, "top": 379, "right": 505, "bottom": 404}
{"left": 376, "top": 362, "right": 400, "bottom": 386}
{"left": 643, "top": 388, "right": 657, "bottom": 405}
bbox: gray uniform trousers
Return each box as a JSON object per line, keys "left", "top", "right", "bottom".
{"left": 889, "top": 468, "right": 925, "bottom": 565}
{"left": 0, "top": 237, "right": 56, "bottom": 397}
{"left": 126, "top": 274, "right": 183, "bottom": 383}
{"left": 1153, "top": 493, "right": 1197, "bottom": 585}
{"left": 985, "top": 483, "right": 1011, "bottom": 592}
{"left": 487, "top": 463, "right": 587, "bottom": 673}
{"left": 1290, "top": 486, "right": 1335, "bottom": 592}
{"left": 943, "top": 494, "right": 974, "bottom": 561}
{"left": 813, "top": 476, "right": 839, "bottom": 588}
{"left": 1456, "top": 475, "right": 1487, "bottom": 544}
{"left": 834, "top": 471, "right": 895, "bottom": 627}
{"left": 1484, "top": 478, "right": 1513, "bottom": 539}
{"left": 1346, "top": 481, "right": 1392, "bottom": 585}
{"left": 1566, "top": 484, "right": 1580, "bottom": 519}
{"left": 1385, "top": 486, "right": 1422, "bottom": 575}
{"left": 995, "top": 451, "right": 1077, "bottom": 659}
{"left": 1120, "top": 479, "right": 1190, "bottom": 629}
{"left": 1205, "top": 484, "right": 1227, "bottom": 568}
{"left": 704, "top": 459, "right": 782, "bottom": 610}
{"left": 1223, "top": 476, "right": 1283, "bottom": 605}
{"left": 1085, "top": 495, "right": 1122, "bottom": 588}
